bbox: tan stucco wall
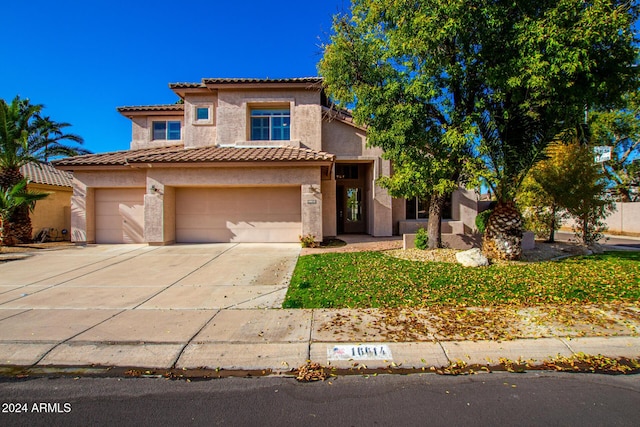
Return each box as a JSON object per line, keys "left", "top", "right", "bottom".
{"left": 322, "top": 120, "right": 367, "bottom": 157}
{"left": 28, "top": 184, "right": 72, "bottom": 240}
{"left": 130, "top": 114, "right": 184, "bottom": 149}
{"left": 451, "top": 188, "right": 480, "bottom": 233}
{"left": 323, "top": 119, "right": 393, "bottom": 236}
{"left": 391, "top": 197, "right": 406, "bottom": 236}
{"left": 608, "top": 202, "right": 640, "bottom": 235}
{"left": 146, "top": 166, "right": 319, "bottom": 187}
{"left": 563, "top": 202, "right": 640, "bottom": 236}
{"left": 183, "top": 94, "right": 217, "bottom": 148}
{"left": 215, "top": 89, "right": 322, "bottom": 149}
{"left": 321, "top": 179, "right": 337, "bottom": 237}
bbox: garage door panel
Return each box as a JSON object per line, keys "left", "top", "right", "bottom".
{"left": 176, "top": 187, "right": 301, "bottom": 243}
{"left": 95, "top": 188, "right": 145, "bottom": 244}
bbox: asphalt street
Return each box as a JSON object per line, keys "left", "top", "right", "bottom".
{"left": 0, "top": 372, "right": 639, "bottom": 426}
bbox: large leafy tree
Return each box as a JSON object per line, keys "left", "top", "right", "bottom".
{"left": 589, "top": 92, "right": 640, "bottom": 202}
{"left": 319, "top": 0, "right": 637, "bottom": 257}
{"left": 476, "top": 0, "right": 638, "bottom": 259}
{"left": 319, "top": 1, "right": 483, "bottom": 249}
{"left": 0, "top": 96, "right": 88, "bottom": 242}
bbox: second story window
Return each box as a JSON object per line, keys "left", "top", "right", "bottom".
{"left": 153, "top": 121, "right": 181, "bottom": 140}
{"left": 251, "top": 109, "right": 290, "bottom": 141}
{"left": 196, "top": 107, "right": 209, "bottom": 120}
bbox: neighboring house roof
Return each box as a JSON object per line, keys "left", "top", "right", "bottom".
{"left": 53, "top": 145, "right": 335, "bottom": 169}
{"left": 20, "top": 162, "right": 73, "bottom": 188}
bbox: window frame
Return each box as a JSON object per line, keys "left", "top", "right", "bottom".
{"left": 196, "top": 107, "right": 209, "bottom": 120}
{"left": 250, "top": 108, "right": 291, "bottom": 141}
{"left": 152, "top": 120, "right": 182, "bottom": 141}
{"left": 192, "top": 104, "right": 214, "bottom": 126}
{"left": 405, "top": 195, "right": 453, "bottom": 220}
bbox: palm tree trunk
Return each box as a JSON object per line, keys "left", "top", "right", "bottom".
{"left": 0, "top": 216, "right": 5, "bottom": 250}
{"left": 482, "top": 201, "right": 524, "bottom": 260}
{"left": 0, "top": 167, "right": 32, "bottom": 244}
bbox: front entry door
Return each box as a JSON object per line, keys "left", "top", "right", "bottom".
{"left": 338, "top": 185, "right": 366, "bottom": 233}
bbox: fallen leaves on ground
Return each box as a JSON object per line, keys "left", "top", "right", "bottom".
{"left": 314, "top": 303, "right": 639, "bottom": 342}
{"left": 296, "top": 362, "right": 328, "bottom": 382}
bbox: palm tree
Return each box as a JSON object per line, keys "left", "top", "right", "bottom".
{"left": 31, "top": 115, "right": 89, "bottom": 161}
{"left": 0, "top": 179, "right": 47, "bottom": 249}
{"left": 0, "top": 96, "right": 87, "bottom": 242}
{"left": 478, "top": 108, "right": 553, "bottom": 260}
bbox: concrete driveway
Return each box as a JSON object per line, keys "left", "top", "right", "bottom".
{"left": 0, "top": 243, "right": 300, "bottom": 310}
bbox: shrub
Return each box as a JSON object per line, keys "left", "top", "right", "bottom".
{"left": 475, "top": 209, "right": 493, "bottom": 234}
{"left": 415, "top": 227, "right": 429, "bottom": 250}
{"left": 299, "top": 234, "right": 318, "bottom": 248}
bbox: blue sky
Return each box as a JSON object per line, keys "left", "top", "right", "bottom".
{"left": 2, "top": 0, "right": 349, "bottom": 154}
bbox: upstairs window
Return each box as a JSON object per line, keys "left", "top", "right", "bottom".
{"left": 152, "top": 121, "right": 181, "bottom": 140}
{"left": 196, "top": 107, "right": 209, "bottom": 120}
{"left": 251, "top": 109, "right": 290, "bottom": 141}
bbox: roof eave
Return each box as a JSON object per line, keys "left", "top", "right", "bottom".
{"left": 203, "top": 80, "right": 323, "bottom": 91}
{"left": 126, "top": 159, "right": 334, "bottom": 168}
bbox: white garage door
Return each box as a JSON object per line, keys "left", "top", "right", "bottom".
{"left": 176, "top": 187, "right": 301, "bottom": 243}
{"left": 95, "top": 188, "right": 145, "bottom": 244}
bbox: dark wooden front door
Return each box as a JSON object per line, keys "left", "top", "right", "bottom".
{"left": 335, "top": 164, "right": 367, "bottom": 234}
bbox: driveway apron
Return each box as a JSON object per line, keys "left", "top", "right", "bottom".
{"left": 0, "top": 243, "right": 301, "bottom": 367}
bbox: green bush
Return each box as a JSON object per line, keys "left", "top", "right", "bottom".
{"left": 475, "top": 209, "right": 493, "bottom": 234}
{"left": 298, "top": 234, "right": 318, "bottom": 248}
{"left": 415, "top": 228, "right": 429, "bottom": 250}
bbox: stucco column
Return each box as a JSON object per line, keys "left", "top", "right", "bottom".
{"left": 301, "top": 184, "right": 323, "bottom": 242}
{"left": 372, "top": 158, "right": 393, "bottom": 236}
{"left": 70, "top": 178, "right": 94, "bottom": 243}
{"left": 321, "top": 179, "right": 337, "bottom": 238}
{"left": 144, "top": 178, "right": 174, "bottom": 245}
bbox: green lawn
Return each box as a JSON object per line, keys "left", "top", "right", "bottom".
{"left": 283, "top": 251, "right": 640, "bottom": 308}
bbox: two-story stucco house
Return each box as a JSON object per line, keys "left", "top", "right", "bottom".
{"left": 53, "top": 77, "right": 403, "bottom": 244}
{"left": 54, "top": 77, "right": 480, "bottom": 245}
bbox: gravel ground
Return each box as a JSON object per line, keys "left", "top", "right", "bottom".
{"left": 386, "top": 241, "right": 593, "bottom": 264}
{"left": 303, "top": 237, "right": 593, "bottom": 263}
{"left": 2, "top": 239, "right": 593, "bottom": 264}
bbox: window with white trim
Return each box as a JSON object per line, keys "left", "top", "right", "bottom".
{"left": 152, "top": 121, "right": 181, "bottom": 140}
{"left": 406, "top": 195, "right": 453, "bottom": 219}
{"left": 250, "top": 109, "right": 290, "bottom": 141}
{"left": 196, "top": 107, "right": 209, "bottom": 120}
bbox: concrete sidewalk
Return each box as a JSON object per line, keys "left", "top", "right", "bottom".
{"left": 0, "top": 243, "right": 638, "bottom": 375}
{"left": 0, "top": 307, "right": 638, "bottom": 374}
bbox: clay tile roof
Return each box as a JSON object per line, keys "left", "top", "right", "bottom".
{"left": 52, "top": 145, "right": 185, "bottom": 167}
{"left": 52, "top": 145, "right": 334, "bottom": 168}
{"left": 117, "top": 104, "right": 184, "bottom": 113}
{"left": 201, "top": 77, "right": 323, "bottom": 85}
{"left": 168, "top": 82, "right": 207, "bottom": 89}
{"left": 20, "top": 162, "right": 73, "bottom": 187}
{"left": 128, "top": 146, "right": 334, "bottom": 163}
